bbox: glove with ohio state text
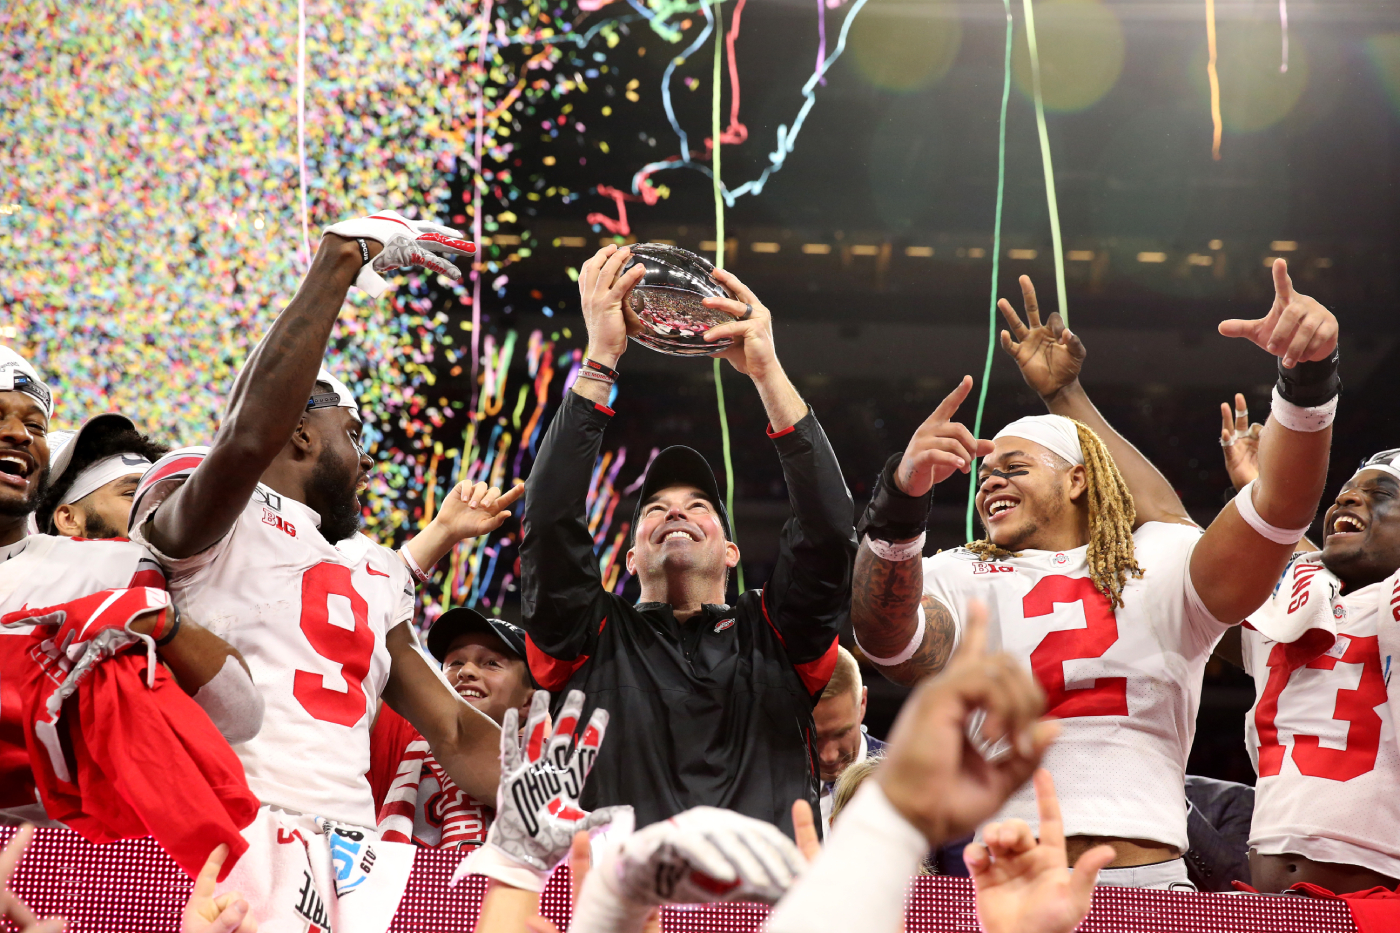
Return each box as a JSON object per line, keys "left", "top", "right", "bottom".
{"left": 323, "top": 209, "right": 476, "bottom": 298}
{"left": 0, "top": 586, "right": 169, "bottom": 686}
{"left": 451, "top": 689, "right": 629, "bottom": 893}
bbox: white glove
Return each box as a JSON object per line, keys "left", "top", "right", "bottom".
{"left": 569, "top": 806, "right": 807, "bottom": 933}
{"left": 323, "top": 209, "right": 476, "bottom": 297}
{"left": 452, "top": 689, "right": 628, "bottom": 893}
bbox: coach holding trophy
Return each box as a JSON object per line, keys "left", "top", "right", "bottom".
{"left": 520, "top": 243, "right": 856, "bottom": 838}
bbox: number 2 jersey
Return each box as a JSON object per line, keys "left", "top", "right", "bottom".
{"left": 0, "top": 532, "right": 165, "bottom": 817}
{"left": 922, "top": 521, "right": 1230, "bottom": 852}
{"left": 1242, "top": 563, "right": 1400, "bottom": 879}
{"left": 130, "top": 447, "right": 416, "bottom": 828}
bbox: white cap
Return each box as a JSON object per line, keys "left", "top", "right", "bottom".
{"left": 311, "top": 368, "right": 361, "bottom": 421}
{"left": 0, "top": 347, "right": 53, "bottom": 418}
{"left": 993, "top": 414, "right": 1084, "bottom": 467}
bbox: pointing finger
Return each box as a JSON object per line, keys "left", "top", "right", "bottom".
{"left": 1019, "top": 275, "right": 1042, "bottom": 328}
{"left": 194, "top": 844, "right": 230, "bottom": 897}
{"left": 1234, "top": 393, "right": 1248, "bottom": 433}
{"left": 1032, "top": 768, "right": 1066, "bottom": 853}
{"left": 955, "top": 599, "right": 988, "bottom": 660}
{"left": 997, "top": 298, "right": 1028, "bottom": 341}
{"left": 1272, "top": 257, "right": 1293, "bottom": 301}
{"left": 929, "top": 375, "right": 975, "bottom": 423}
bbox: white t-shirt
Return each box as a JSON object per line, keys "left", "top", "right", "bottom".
{"left": 0, "top": 533, "right": 166, "bottom": 817}
{"left": 131, "top": 448, "right": 416, "bottom": 827}
{"left": 922, "top": 521, "right": 1229, "bottom": 851}
{"left": 1242, "top": 572, "right": 1400, "bottom": 878}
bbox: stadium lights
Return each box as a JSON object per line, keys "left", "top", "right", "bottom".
{"left": 1262, "top": 256, "right": 1279, "bottom": 267}
{"left": 1137, "top": 251, "right": 1167, "bottom": 263}
{"left": 904, "top": 246, "right": 934, "bottom": 257}
{"left": 493, "top": 234, "right": 522, "bottom": 246}
{"left": 850, "top": 245, "right": 881, "bottom": 256}
{"left": 965, "top": 247, "right": 986, "bottom": 259}
{"left": 1008, "top": 249, "right": 1037, "bottom": 260}
{"left": 1068, "top": 250, "right": 1094, "bottom": 261}
{"left": 802, "top": 243, "right": 832, "bottom": 254}
{"left": 1315, "top": 258, "right": 1333, "bottom": 268}
{"left": 1208, "top": 239, "right": 1223, "bottom": 250}
{"left": 1187, "top": 254, "right": 1214, "bottom": 266}
{"left": 751, "top": 242, "right": 780, "bottom": 253}
{"left": 556, "top": 236, "right": 588, "bottom": 247}
{"left": 1270, "top": 240, "right": 1297, "bottom": 251}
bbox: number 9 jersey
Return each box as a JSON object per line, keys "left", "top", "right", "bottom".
{"left": 131, "top": 447, "right": 417, "bottom": 827}
{"left": 921, "top": 521, "right": 1231, "bottom": 852}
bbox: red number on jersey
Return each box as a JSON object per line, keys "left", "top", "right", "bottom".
{"left": 1026, "top": 575, "right": 1129, "bottom": 718}
{"left": 293, "top": 562, "right": 375, "bottom": 726}
{"left": 1255, "top": 635, "right": 1386, "bottom": 781}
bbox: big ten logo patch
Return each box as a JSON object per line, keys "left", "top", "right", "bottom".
{"left": 326, "top": 826, "right": 376, "bottom": 894}
{"left": 262, "top": 508, "right": 297, "bottom": 538}
{"left": 972, "top": 563, "right": 1015, "bottom": 575}
{"left": 295, "top": 869, "right": 332, "bottom": 932}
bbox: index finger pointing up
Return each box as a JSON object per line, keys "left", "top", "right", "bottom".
{"left": 1272, "top": 258, "right": 1293, "bottom": 302}
{"left": 928, "top": 375, "right": 975, "bottom": 424}
{"left": 1018, "top": 275, "right": 1042, "bottom": 328}
{"left": 1032, "top": 769, "right": 1066, "bottom": 852}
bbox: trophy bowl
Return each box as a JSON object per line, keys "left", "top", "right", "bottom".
{"left": 621, "top": 244, "right": 735, "bottom": 357}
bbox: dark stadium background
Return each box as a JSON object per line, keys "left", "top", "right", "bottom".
{"left": 415, "top": 0, "right": 1400, "bottom": 786}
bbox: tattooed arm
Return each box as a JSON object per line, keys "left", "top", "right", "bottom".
{"left": 851, "top": 540, "right": 958, "bottom": 687}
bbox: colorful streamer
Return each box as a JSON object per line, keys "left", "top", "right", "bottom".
{"left": 966, "top": 0, "right": 1016, "bottom": 544}
{"left": 1206, "top": 0, "right": 1223, "bottom": 160}
{"left": 1021, "top": 0, "right": 1068, "bottom": 324}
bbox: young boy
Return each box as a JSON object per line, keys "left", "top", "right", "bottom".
{"left": 369, "top": 608, "right": 535, "bottom": 849}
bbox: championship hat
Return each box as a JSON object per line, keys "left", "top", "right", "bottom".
{"left": 426, "top": 606, "right": 530, "bottom": 670}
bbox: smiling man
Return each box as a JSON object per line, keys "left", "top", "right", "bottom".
{"left": 851, "top": 265, "right": 1339, "bottom": 889}
{"left": 38, "top": 413, "right": 168, "bottom": 539}
{"left": 520, "top": 245, "right": 856, "bottom": 837}
{"left": 1216, "top": 424, "right": 1400, "bottom": 893}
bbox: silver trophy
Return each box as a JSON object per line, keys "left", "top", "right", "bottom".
{"left": 622, "top": 244, "right": 736, "bottom": 357}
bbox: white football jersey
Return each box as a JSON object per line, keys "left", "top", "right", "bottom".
{"left": 923, "top": 521, "right": 1229, "bottom": 851}
{"left": 131, "top": 448, "right": 416, "bottom": 827}
{"left": 0, "top": 533, "right": 166, "bottom": 814}
{"left": 1242, "top": 572, "right": 1400, "bottom": 879}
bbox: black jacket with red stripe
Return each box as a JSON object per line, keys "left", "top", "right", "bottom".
{"left": 520, "top": 391, "right": 855, "bottom": 838}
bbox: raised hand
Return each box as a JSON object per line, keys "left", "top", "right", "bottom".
{"left": 998, "top": 275, "right": 1086, "bottom": 400}
{"left": 578, "top": 244, "right": 646, "bottom": 366}
{"left": 1219, "top": 393, "right": 1261, "bottom": 492}
{"left": 323, "top": 210, "right": 476, "bottom": 297}
{"left": 182, "top": 845, "right": 257, "bottom": 933}
{"left": 1218, "top": 259, "right": 1338, "bottom": 369}
{"left": 486, "top": 690, "right": 628, "bottom": 874}
{"left": 877, "top": 601, "right": 1058, "bottom": 844}
{"left": 701, "top": 269, "right": 780, "bottom": 379}
{"left": 895, "top": 376, "right": 995, "bottom": 497}
{"left": 964, "top": 770, "right": 1115, "bottom": 933}
{"left": 433, "top": 480, "right": 525, "bottom": 543}
{"left": 0, "top": 826, "right": 66, "bottom": 933}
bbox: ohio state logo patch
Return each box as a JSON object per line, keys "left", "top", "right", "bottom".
{"left": 713, "top": 617, "right": 736, "bottom": 634}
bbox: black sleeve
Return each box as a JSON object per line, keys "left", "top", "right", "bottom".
{"left": 520, "top": 391, "right": 615, "bottom": 667}
{"left": 760, "top": 410, "right": 857, "bottom": 693}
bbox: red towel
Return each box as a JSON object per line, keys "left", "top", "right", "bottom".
{"left": 19, "top": 632, "right": 259, "bottom": 880}
{"left": 1284, "top": 882, "right": 1400, "bottom": 933}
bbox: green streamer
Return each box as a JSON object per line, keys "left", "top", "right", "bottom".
{"left": 1022, "top": 0, "right": 1068, "bottom": 325}
{"left": 966, "top": 0, "right": 1015, "bottom": 544}
{"left": 710, "top": 0, "right": 743, "bottom": 591}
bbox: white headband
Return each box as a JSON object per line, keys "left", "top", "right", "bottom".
{"left": 993, "top": 414, "right": 1084, "bottom": 466}
{"left": 313, "top": 367, "right": 360, "bottom": 415}
{"left": 1355, "top": 452, "right": 1400, "bottom": 486}
{"left": 0, "top": 347, "right": 53, "bottom": 418}
{"left": 64, "top": 453, "right": 152, "bottom": 505}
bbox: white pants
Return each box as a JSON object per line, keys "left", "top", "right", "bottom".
{"left": 218, "top": 806, "right": 416, "bottom": 933}
{"left": 1093, "top": 857, "right": 1195, "bottom": 891}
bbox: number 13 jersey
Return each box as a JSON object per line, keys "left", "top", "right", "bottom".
{"left": 1242, "top": 571, "right": 1400, "bottom": 879}
{"left": 922, "top": 521, "right": 1230, "bottom": 851}
{"left": 131, "top": 447, "right": 416, "bottom": 827}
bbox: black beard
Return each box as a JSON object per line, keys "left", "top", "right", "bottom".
{"left": 0, "top": 464, "right": 49, "bottom": 521}
{"left": 78, "top": 505, "right": 125, "bottom": 540}
{"left": 308, "top": 449, "right": 363, "bottom": 544}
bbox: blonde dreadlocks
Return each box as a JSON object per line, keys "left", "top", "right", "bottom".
{"left": 965, "top": 420, "right": 1142, "bottom": 607}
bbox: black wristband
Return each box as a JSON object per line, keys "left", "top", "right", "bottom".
{"left": 356, "top": 238, "right": 370, "bottom": 264}
{"left": 583, "top": 358, "right": 620, "bottom": 381}
{"left": 1276, "top": 346, "right": 1340, "bottom": 407}
{"left": 155, "top": 604, "right": 182, "bottom": 647}
{"left": 855, "top": 453, "right": 933, "bottom": 544}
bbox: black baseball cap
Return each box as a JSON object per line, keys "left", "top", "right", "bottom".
{"left": 426, "top": 606, "right": 529, "bottom": 667}
{"left": 629, "top": 445, "right": 732, "bottom": 544}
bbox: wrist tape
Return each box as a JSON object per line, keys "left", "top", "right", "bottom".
{"left": 567, "top": 851, "right": 657, "bottom": 933}
{"left": 862, "top": 532, "right": 925, "bottom": 562}
{"left": 855, "top": 453, "right": 932, "bottom": 544}
{"left": 1232, "top": 480, "right": 1313, "bottom": 545}
{"left": 1271, "top": 387, "right": 1337, "bottom": 433}
{"left": 855, "top": 602, "right": 926, "bottom": 667}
